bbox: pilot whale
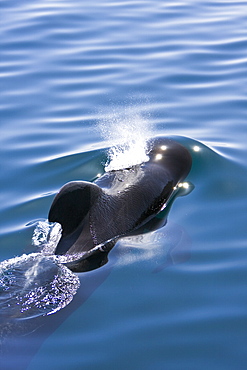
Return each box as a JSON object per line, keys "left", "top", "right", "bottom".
{"left": 48, "top": 137, "right": 192, "bottom": 272}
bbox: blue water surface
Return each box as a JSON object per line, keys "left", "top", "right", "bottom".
{"left": 1, "top": 0, "right": 247, "bottom": 369}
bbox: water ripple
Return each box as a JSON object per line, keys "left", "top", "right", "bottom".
{"left": 1, "top": 0, "right": 247, "bottom": 368}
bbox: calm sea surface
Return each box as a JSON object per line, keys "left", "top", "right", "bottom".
{"left": 1, "top": 0, "right": 247, "bottom": 369}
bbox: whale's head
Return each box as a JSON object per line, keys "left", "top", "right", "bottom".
{"left": 146, "top": 137, "right": 192, "bottom": 183}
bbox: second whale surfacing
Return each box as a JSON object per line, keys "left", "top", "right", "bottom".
{"left": 48, "top": 137, "right": 192, "bottom": 272}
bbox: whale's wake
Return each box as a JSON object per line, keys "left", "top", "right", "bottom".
{"left": 0, "top": 222, "right": 80, "bottom": 320}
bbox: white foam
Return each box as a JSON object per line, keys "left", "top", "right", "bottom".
{"left": 32, "top": 220, "right": 62, "bottom": 255}
{"left": 0, "top": 252, "right": 80, "bottom": 319}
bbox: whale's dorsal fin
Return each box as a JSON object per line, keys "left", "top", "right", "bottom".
{"left": 48, "top": 181, "right": 103, "bottom": 237}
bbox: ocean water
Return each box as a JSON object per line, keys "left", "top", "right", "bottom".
{"left": 1, "top": 0, "right": 247, "bottom": 369}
